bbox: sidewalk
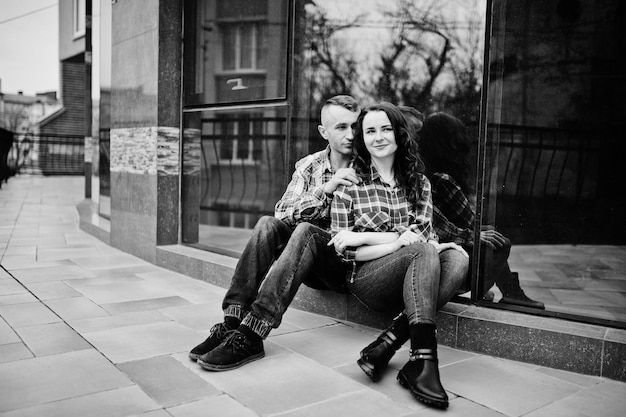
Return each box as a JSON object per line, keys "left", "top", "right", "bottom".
{"left": 1, "top": 175, "right": 624, "bottom": 417}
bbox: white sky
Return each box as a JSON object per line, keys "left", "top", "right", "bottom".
{"left": 0, "top": 0, "right": 59, "bottom": 96}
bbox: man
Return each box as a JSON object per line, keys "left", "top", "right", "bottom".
{"left": 190, "top": 95, "right": 360, "bottom": 371}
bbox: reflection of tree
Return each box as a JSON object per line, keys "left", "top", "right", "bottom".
{"left": 0, "top": 102, "right": 29, "bottom": 132}
{"left": 304, "top": 0, "right": 485, "bottom": 119}
{"left": 305, "top": 5, "right": 365, "bottom": 104}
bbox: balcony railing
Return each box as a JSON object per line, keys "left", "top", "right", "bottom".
{"left": 7, "top": 133, "right": 85, "bottom": 176}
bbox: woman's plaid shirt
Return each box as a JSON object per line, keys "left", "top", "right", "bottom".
{"left": 274, "top": 147, "right": 335, "bottom": 230}
{"left": 430, "top": 172, "right": 474, "bottom": 247}
{"left": 331, "top": 166, "right": 435, "bottom": 262}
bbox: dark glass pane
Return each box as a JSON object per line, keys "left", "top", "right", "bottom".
{"left": 183, "top": 0, "right": 288, "bottom": 105}
{"left": 483, "top": 0, "right": 626, "bottom": 324}
{"left": 181, "top": 105, "right": 289, "bottom": 255}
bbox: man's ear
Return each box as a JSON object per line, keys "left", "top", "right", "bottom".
{"left": 317, "top": 124, "right": 329, "bottom": 141}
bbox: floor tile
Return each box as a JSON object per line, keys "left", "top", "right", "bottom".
{"left": 83, "top": 321, "right": 201, "bottom": 363}
{"left": 272, "top": 389, "right": 414, "bottom": 417}
{"left": 36, "top": 247, "right": 103, "bottom": 262}
{"left": 0, "top": 342, "right": 33, "bottom": 363}
{"left": 270, "top": 323, "right": 375, "bottom": 368}
{"left": 117, "top": 355, "right": 219, "bottom": 407}
{"left": 0, "top": 316, "right": 20, "bottom": 344}
{"left": 440, "top": 356, "right": 581, "bottom": 416}
{"left": 0, "top": 279, "right": 27, "bottom": 298}
{"left": 158, "top": 302, "right": 225, "bottom": 331}
{"left": 193, "top": 353, "right": 365, "bottom": 416}
{"left": 0, "top": 293, "right": 38, "bottom": 306}
{"left": 167, "top": 396, "right": 257, "bottom": 417}
{"left": 0, "top": 386, "right": 160, "bottom": 417}
{"left": 71, "top": 253, "right": 148, "bottom": 270}
{"left": 11, "top": 265, "right": 95, "bottom": 283}
{"left": 0, "top": 350, "right": 132, "bottom": 413}
{"left": 26, "top": 281, "right": 82, "bottom": 300}
{"left": 68, "top": 310, "right": 171, "bottom": 333}
{"left": 68, "top": 281, "right": 175, "bottom": 305}
{"left": 101, "top": 296, "right": 191, "bottom": 315}
{"left": 15, "top": 322, "right": 92, "bottom": 357}
{"left": 44, "top": 297, "right": 110, "bottom": 321}
{"left": 334, "top": 361, "right": 429, "bottom": 411}
{"left": 0, "top": 302, "right": 61, "bottom": 328}
{"left": 539, "top": 380, "right": 626, "bottom": 417}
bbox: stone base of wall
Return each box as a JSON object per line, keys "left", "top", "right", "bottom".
{"left": 78, "top": 203, "right": 626, "bottom": 382}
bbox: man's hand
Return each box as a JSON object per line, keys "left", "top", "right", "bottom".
{"left": 323, "top": 168, "right": 359, "bottom": 196}
{"left": 479, "top": 229, "right": 506, "bottom": 249}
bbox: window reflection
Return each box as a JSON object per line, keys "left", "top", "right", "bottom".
{"left": 184, "top": 0, "right": 288, "bottom": 105}
{"left": 485, "top": 0, "right": 626, "bottom": 325}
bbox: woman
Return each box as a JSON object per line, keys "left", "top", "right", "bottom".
{"left": 329, "top": 102, "right": 454, "bottom": 409}
{"left": 420, "top": 112, "right": 544, "bottom": 309}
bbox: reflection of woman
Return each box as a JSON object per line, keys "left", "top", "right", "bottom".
{"left": 420, "top": 112, "right": 544, "bottom": 309}
{"left": 329, "top": 102, "right": 452, "bottom": 409}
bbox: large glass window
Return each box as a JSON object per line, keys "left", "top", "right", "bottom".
{"left": 482, "top": 0, "right": 626, "bottom": 326}
{"left": 183, "top": 0, "right": 289, "bottom": 105}
{"left": 182, "top": 0, "right": 487, "bottom": 257}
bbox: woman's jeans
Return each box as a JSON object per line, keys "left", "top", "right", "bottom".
{"left": 347, "top": 243, "right": 441, "bottom": 325}
{"left": 222, "top": 216, "right": 346, "bottom": 338}
{"left": 438, "top": 248, "right": 469, "bottom": 308}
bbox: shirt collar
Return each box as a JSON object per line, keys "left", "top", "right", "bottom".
{"left": 323, "top": 145, "right": 343, "bottom": 174}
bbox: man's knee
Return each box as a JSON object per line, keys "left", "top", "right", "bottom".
{"left": 291, "top": 222, "right": 327, "bottom": 241}
{"left": 253, "top": 216, "right": 285, "bottom": 236}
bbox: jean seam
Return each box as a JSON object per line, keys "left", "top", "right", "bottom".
{"left": 270, "top": 229, "right": 325, "bottom": 325}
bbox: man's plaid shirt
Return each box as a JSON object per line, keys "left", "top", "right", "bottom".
{"left": 430, "top": 172, "right": 474, "bottom": 247}
{"left": 274, "top": 147, "right": 334, "bottom": 230}
{"left": 331, "top": 166, "right": 435, "bottom": 262}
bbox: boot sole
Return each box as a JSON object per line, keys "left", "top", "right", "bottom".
{"left": 198, "top": 351, "right": 265, "bottom": 372}
{"left": 397, "top": 372, "right": 449, "bottom": 409}
{"left": 357, "top": 358, "right": 381, "bottom": 382}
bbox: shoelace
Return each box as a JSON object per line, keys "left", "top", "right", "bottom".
{"left": 209, "top": 323, "right": 231, "bottom": 339}
{"left": 222, "top": 331, "right": 246, "bottom": 352}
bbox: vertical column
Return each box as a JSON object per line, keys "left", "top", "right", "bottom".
{"left": 84, "top": 0, "right": 93, "bottom": 198}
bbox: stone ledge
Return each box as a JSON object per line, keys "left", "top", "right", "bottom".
{"left": 154, "top": 243, "right": 626, "bottom": 382}
{"left": 77, "top": 199, "right": 111, "bottom": 245}
{"left": 76, "top": 203, "right": 626, "bottom": 382}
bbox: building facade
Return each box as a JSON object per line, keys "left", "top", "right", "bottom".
{"left": 79, "top": 0, "right": 626, "bottom": 380}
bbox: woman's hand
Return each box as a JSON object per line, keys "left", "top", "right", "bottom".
{"left": 328, "top": 230, "right": 364, "bottom": 254}
{"left": 428, "top": 241, "right": 469, "bottom": 258}
{"left": 396, "top": 230, "right": 421, "bottom": 248}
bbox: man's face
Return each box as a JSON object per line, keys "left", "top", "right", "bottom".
{"left": 318, "top": 105, "right": 359, "bottom": 156}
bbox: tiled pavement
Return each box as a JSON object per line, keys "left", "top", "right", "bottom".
{"left": 1, "top": 175, "right": 625, "bottom": 417}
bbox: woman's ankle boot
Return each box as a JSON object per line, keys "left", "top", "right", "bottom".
{"left": 357, "top": 312, "right": 410, "bottom": 382}
{"left": 397, "top": 323, "right": 448, "bottom": 409}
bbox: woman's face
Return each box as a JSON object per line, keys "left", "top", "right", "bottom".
{"left": 362, "top": 110, "right": 398, "bottom": 162}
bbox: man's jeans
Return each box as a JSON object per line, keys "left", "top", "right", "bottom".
{"left": 222, "top": 216, "right": 346, "bottom": 338}
{"left": 347, "top": 243, "right": 441, "bottom": 325}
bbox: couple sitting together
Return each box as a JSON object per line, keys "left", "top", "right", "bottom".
{"left": 188, "top": 94, "right": 528, "bottom": 409}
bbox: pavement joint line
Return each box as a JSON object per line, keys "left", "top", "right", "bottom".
{"left": 0, "top": 263, "right": 119, "bottom": 367}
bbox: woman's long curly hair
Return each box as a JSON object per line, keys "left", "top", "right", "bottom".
{"left": 352, "top": 102, "right": 426, "bottom": 209}
{"left": 419, "top": 112, "right": 472, "bottom": 195}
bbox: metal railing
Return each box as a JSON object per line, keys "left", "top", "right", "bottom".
{"left": 7, "top": 133, "right": 85, "bottom": 176}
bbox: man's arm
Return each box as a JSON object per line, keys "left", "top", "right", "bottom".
{"left": 274, "top": 159, "right": 327, "bottom": 227}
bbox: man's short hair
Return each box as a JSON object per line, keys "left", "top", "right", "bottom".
{"left": 323, "top": 95, "right": 359, "bottom": 113}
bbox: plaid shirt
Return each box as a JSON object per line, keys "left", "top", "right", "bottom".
{"left": 274, "top": 146, "right": 334, "bottom": 230}
{"left": 430, "top": 172, "right": 474, "bottom": 247}
{"left": 331, "top": 166, "right": 435, "bottom": 262}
